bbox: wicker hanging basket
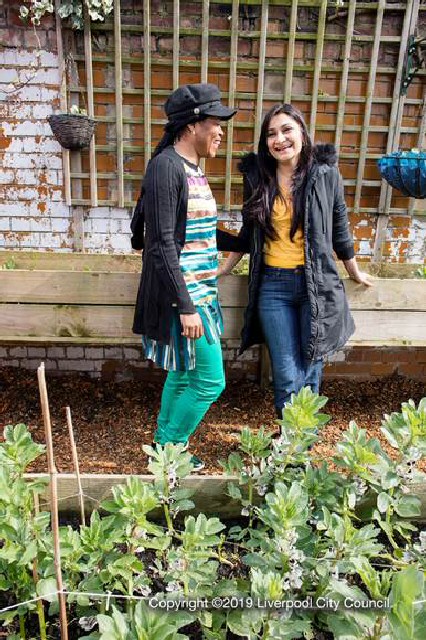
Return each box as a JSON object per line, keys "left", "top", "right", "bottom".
{"left": 47, "top": 113, "right": 96, "bottom": 151}
{"left": 377, "top": 150, "right": 426, "bottom": 199}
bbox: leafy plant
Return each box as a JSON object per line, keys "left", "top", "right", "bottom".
{"left": 1, "top": 391, "right": 425, "bottom": 640}
{"left": 19, "top": 0, "right": 114, "bottom": 30}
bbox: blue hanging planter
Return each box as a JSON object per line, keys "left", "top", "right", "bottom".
{"left": 377, "top": 150, "right": 426, "bottom": 199}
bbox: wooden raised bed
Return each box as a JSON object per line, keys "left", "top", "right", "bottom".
{"left": 0, "top": 252, "right": 425, "bottom": 348}
{"left": 2, "top": 252, "right": 424, "bottom": 519}
{"left": 25, "top": 472, "right": 426, "bottom": 521}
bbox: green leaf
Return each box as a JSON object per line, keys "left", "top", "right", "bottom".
{"left": 377, "top": 492, "right": 391, "bottom": 513}
{"left": 394, "top": 495, "right": 421, "bottom": 518}
{"left": 388, "top": 566, "right": 424, "bottom": 640}
{"left": 36, "top": 577, "right": 58, "bottom": 603}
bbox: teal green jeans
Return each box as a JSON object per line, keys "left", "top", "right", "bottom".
{"left": 154, "top": 334, "right": 225, "bottom": 445}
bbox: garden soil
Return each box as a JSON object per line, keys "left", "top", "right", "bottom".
{"left": 0, "top": 367, "right": 424, "bottom": 474}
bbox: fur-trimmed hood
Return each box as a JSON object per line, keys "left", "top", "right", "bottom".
{"left": 238, "top": 143, "right": 338, "bottom": 178}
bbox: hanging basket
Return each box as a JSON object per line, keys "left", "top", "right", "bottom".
{"left": 47, "top": 113, "right": 96, "bottom": 151}
{"left": 377, "top": 150, "right": 426, "bottom": 199}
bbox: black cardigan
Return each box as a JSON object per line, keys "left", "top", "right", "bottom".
{"left": 132, "top": 146, "right": 241, "bottom": 341}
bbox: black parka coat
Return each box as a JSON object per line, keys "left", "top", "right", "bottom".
{"left": 132, "top": 146, "right": 242, "bottom": 342}
{"left": 237, "top": 144, "right": 356, "bottom": 361}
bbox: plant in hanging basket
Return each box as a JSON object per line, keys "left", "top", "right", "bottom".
{"left": 48, "top": 106, "right": 96, "bottom": 151}
{"left": 377, "top": 149, "right": 426, "bottom": 199}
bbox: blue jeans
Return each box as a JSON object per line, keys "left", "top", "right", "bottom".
{"left": 257, "top": 265, "right": 323, "bottom": 414}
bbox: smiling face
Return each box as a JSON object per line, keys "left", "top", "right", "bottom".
{"left": 192, "top": 117, "right": 224, "bottom": 158}
{"left": 266, "top": 112, "right": 303, "bottom": 168}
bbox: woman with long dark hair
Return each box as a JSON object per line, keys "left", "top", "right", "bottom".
{"left": 132, "top": 83, "right": 240, "bottom": 469}
{"left": 218, "top": 104, "right": 371, "bottom": 416}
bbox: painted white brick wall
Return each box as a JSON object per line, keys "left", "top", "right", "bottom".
{"left": 0, "top": 35, "right": 133, "bottom": 254}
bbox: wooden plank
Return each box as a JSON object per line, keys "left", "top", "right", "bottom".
{"left": 143, "top": 0, "right": 151, "bottom": 169}
{"left": 309, "top": 0, "right": 327, "bottom": 140}
{"left": 54, "top": 0, "right": 71, "bottom": 206}
{"left": 344, "top": 279, "right": 426, "bottom": 310}
{"left": 84, "top": 6, "right": 98, "bottom": 207}
{"left": 254, "top": 0, "right": 269, "bottom": 146}
{"left": 224, "top": 0, "right": 238, "bottom": 211}
{"left": 201, "top": 0, "right": 210, "bottom": 83}
{"left": 1, "top": 304, "right": 425, "bottom": 345}
{"left": 114, "top": 0, "right": 124, "bottom": 207}
{"left": 284, "top": 0, "right": 298, "bottom": 103}
{"left": 0, "top": 252, "right": 421, "bottom": 277}
{"left": 0, "top": 252, "right": 141, "bottom": 272}
{"left": 1, "top": 272, "right": 425, "bottom": 310}
{"left": 26, "top": 473, "right": 426, "bottom": 522}
{"left": 173, "top": 0, "right": 180, "bottom": 89}
{"left": 353, "top": 0, "right": 385, "bottom": 213}
{"left": 334, "top": 0, "right": 356, "bottom": 153}
{"left": 0, "top": 272, "right": 140, "bottom": 305}
{"left": 26, "top": 473, "right": 244, "bottom": 519}
{"left": 351, "top": 310, "right": 426, "bottom": 343}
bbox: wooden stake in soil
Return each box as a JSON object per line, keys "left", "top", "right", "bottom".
{"left": 37, "top": 363, "right": 69, "bottom": 640}
{"left": 66, "top": 406, "right": 86, "bottom": 526}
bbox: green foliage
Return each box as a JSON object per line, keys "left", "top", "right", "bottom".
{"left": 1, "top": 392, "right": 425, "bottom": 639}
{"left": 19, "top": 0, "right": 114, "bottom": 30}
{"left": 415, "top": 265, "right": 426, "bottom": 279}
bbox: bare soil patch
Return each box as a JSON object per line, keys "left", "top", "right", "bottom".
{"left": 1, "top": 367, "right": 424, "bottom": 474}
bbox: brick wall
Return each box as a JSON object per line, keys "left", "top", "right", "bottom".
{"left": 1, "top": 1, "right": 426, "bottom": 259}
{"left": 0, "top": 1, "right": 425, "bottom": 382}
{"left": 0, "top": 343, "right": 425, "bottom": 383}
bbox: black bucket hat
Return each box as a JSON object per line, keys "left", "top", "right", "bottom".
{"left": 165, "top": 83, "right": 237, "bottom": 123}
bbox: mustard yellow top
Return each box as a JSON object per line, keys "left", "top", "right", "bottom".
{"left": 263, "top": 192, "right": 305, "bottom": 268}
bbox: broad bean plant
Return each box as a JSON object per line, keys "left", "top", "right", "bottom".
{"left": 0, "top": 392, "right": 425, "bottom": 639}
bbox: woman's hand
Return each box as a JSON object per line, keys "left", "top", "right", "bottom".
{"left": 343, "top": 258, "right": 373, "bottom": 287}
{"left": 180, "top": 313, "right": 204, "bottom": 339}
{"left": 217, "top": 252, "right": 244, "bottom": 278}
{"left": 217, "top": 264, "right": 231, "bottom": 278}
{"left": 351, "top": 271, "right": 373, "bottom": 287}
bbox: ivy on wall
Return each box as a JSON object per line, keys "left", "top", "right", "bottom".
{"left": 19, "top": 0, "right": 113, "bottom": 30}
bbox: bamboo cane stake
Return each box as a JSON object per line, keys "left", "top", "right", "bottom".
{"left": 114, "top": 0, "right": 124, "bottom": 206}
{"left": 284, "top": 0, "right": 298, "bottom": 103}
{"left": 32, "top": 492, "right": 47, "bottom": 640}
{"left": 354, "top": 0, "right": 385, "bottom": 213}
{"left": 83, "top": 6, "right": 98, "bottom": 207}
{"left": 143, "top": 0, "right": 152, "bottom": 170}
{"left": 224, "top": 0, "right": 239, "bottom": 211}
{"left": 66, "top": 407, "right": 85, "bottom": 526}
{"left": 254, "top": 0, "right": 269, "bottom": 147}
{"left": 54, "top": 0, "right": 71, "bottom": 206}
{"left": 37, "top": 363, "right": 68, "bottom": 640}
{"left": 173, "top": 0, "right": 180, "bottom": 89}
{"left": 309, "top": 0, "right": 327, "bottom": 141}
{"left": 334, "top": 0, "right": 356, "bottom": 153}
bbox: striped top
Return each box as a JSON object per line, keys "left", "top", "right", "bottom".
{"left": 141, "top": 156, "right": 222, "bottom": 371}
{"left": 179, "top": 160, "right": 219, "bottom": 304}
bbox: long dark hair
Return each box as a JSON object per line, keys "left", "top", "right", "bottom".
{"left": 247, "top": 104, "right": 313, "bottom": 240}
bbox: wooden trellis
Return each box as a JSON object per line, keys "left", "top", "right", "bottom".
{"left": 56, "top": 0, "right": 426, "bottom": 258}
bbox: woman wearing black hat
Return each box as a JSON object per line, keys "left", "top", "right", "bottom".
{"left": 218, "top": 103, "right": 371, "bottom": 417}
{"left": 132, "top": 83, "right": 239, "bottom": 470}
